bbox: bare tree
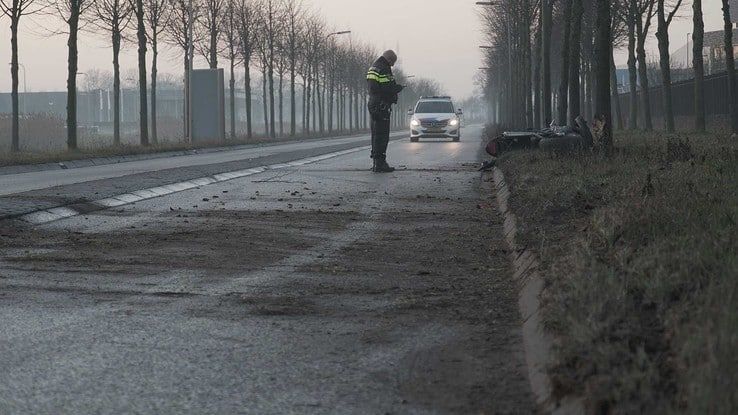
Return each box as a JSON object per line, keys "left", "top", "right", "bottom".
{"left": 541, "top": 0, "right": 553, "bottom": 126}
{"left": 145, "top": 0, "right": 170, "bottom": 144}
{"left": 52, "top": 0, "right": 94, "bottom": 150}
{"left": 610, "top": 2, "right": 628, "bottom": 130}
{"left": 81, "top": 69, "right": 113, "bottom": 91}
{"left": 197, "top": 0, "right": 225, "bottom": 68}
{"left": 274, "top": 33, "right": 287, "bottom": 136}
{"left": 722, "top": 0, "right": 738, "bottom": 133}
{"left": 264, "top": 0, "right": 278, "bottom": 138}
{"left": 655, "top": 0, "right": 684, "bottom": 132}
{"left": 625, "top": 0, "right": 638, "bottom": 129}
{"left": 595, "top": 0, "right": 612, "bottom": 151}
{"left": 131, "top": 0, "right": 148, "bottom": 145}
{"left": 284, "top": 0, "right": 302, "bottom": 137}
{"left": 557, "top": 0, "right": 573, "bottom": 125}
{"left": 693, "top": 0, "right": 705, "bottom": 132}
{"left": 90, "top": 0, "right": 132, "bottom": 146}
{"left": 254, "top": 8, "right": 270, "bottom": 135}
{"left": 1, "top": 0, "right": 44, "bottom": 152}
{"left": 568, "top": 0, "right": 584, "bottom": 126}
{"left": 236, "top": 0, "right": 258, "bottom": 138}
{"left": 636, "top": 0, "right": 656, "bottom": 130}
{"left": 221, "top": 0, "right": 240, "bottom": 139}
{"left": 165, "top": 0, "right": 199, "bottom": 138}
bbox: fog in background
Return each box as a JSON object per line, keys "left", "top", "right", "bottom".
{"left": 0, "top": 0, "right": 730, "bottom": 98}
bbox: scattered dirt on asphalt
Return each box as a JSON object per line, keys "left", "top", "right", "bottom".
{"left": 0, "top": 210, "right": 358, "bottom": 277}
{"left": 0, "top": 170, "right": 536, "bottom": 413}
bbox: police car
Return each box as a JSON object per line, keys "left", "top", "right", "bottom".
{"left": 408, "top": 96, "right": 463, "bottom": 142}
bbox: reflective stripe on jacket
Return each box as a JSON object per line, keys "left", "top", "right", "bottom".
{"left": 367, "top": 56, "right": 403, "bottom": 114}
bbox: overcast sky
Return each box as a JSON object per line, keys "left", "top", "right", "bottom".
{"left": 0, "top": 0, "right": 730, "bottom": 99}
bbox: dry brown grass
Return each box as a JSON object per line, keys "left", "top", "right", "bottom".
{"left": 494, "top": 129, "right": 737, "bottom": 414}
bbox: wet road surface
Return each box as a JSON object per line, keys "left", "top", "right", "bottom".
{"left": 0, "top": 126, "right": 535, "bottom": 414}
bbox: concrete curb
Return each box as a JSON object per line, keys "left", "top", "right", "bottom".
{"left": 491, "top": 167, "right": 585, "bottom": 415}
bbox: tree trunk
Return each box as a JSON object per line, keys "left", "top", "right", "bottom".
{"left": 557, "top": 0, "right": 573, "bottom": 125}
{"left": 279, "top": 74, "right": 284, "bottom": 136}
{"left": 135, "top": 0, "right": 149, "bottom": 146}
{"left": 348, "top": 85, "right": 353, "bottom": 132}
{"left": 636, "top": 18, "right": 653, "bottom": 130}
{"left": 113, "top": 29, "right": 121, "bottom": 146}
{"left": 67, "top": 5, "right": 80, "bottom": 150}
{"left": 533, "top": 24, "right": 542, "bottom": 128}
{"left": 693, "top": 0, "right": 705, "bottom": 132}
{"left": 328, "top": 70, "right": 334, "bottom": 134}
{"left": 245, "top": 63, "right": 252, "bottom": 139}
{"left": 354, "top": 84, "right": 359, "bottom": 132}
{"left": 627, "top": 2, "right": 638, "bottom": 130}
{"left": 316, "top": 75, "right": 325, "bottom": 134}
{"left": 262, "top": 70, "right": 268, "bottom": 136}
{"left": 610, "top": 50, "right": 623, "bottom": 130}
{"left": 151, "top": 39, "right": 159, "bottom": 144}
{"left": 10, "top": 16, "right": 20, "bottom": 152}
{"left": 656, "top": 0, "right": 675, "bottom": 132}
{"left": 541, "top": 0, "right": 553, "bottom": 126}
{"left": 302, "top": 77, "right": 307, "bottom": 134}
{"left": 306, "top": 72, "right": 312, "bottom": 135}
{"left": 290, "top": 64, "right": 296, "bottom": 136}
{"left": 268, "top": 63, "right": 275, "bottom": 138}
{"left": 723, "top": 0, "right": 738, "bottom": 133}
{"left": 523, "top": 1, "right": 533, "bottom": 127}
{"left": 183, "top": 54, "right": 189, "bottom": 140}
{"left": 229, "top": 56, "right": 236, "bottom": 139}
{"left": 210, "top": 26, "right": 217, "bottom": 68}
{"left": 595, "top": 0, "right": 612, "bottom": 152}
{"left": 312, "top": 72, "right": 318, "bottom": 132}
{"left": 568, "top": 0, "right": 583, "bottom": 126}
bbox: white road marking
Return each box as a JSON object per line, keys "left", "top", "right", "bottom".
{"left": 17, "top": 145, "right": 371, "bottom": 226}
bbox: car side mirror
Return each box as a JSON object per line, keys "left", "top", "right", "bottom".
{"left": 456, "top": 109, "right": 463, "bottom": 115}
{"left": 407, "top": 109, "right": 414, "bottom": 116}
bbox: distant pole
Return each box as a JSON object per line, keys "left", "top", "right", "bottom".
{"left": 20, "top": 63, "right": 27, "bottom": 114}
{"left": 687, "top": 33, "right": 691, "bottom": 68}
{"left": 186, "top": 0, "right": 194, "bottom": 142}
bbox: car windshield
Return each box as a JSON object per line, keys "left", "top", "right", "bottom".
{"left": 415, "top": 101, "right": 454, "bottom": 114}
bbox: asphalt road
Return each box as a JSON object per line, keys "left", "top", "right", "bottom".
{"left": 0, "top": 126, "right": 535, "bottom": 414}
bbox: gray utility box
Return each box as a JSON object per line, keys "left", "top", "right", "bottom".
{"left": 188, "top": 69, "right": 226, "bottom": 143}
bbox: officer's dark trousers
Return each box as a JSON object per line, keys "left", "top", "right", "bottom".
{"left": 370, "top": 114, "right": 391, "bottom": 160}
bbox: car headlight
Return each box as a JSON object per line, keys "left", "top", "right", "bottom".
{"left": 410, "top": 119, "right": 420, "bottom": 127}
{"left": 449, "top": 118, "right": 459, "bottom": 126}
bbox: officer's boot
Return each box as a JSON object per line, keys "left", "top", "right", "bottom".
{"left": 374, "top": 156, "right": 395, "bottom": 173}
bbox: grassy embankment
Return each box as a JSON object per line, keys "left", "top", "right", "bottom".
{"left": 494, "top": 128, "right": 737, "bottom": 413}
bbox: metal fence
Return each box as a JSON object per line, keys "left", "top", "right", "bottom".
{"left": 617, "top": 70, "right": 731, "bottom": 130}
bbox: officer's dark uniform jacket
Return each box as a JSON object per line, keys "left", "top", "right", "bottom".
{"left": 366, "top": 57, "right": 403, "bottom": 119}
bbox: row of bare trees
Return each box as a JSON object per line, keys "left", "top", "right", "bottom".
{"left": 479, "top": 0, "right": 738, "bottom": 148}
{"left": 2, "top": 0, "right": 438, "bottom": 152}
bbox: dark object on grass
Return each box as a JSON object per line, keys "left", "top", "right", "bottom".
{"left": 486, "top": 116, "right": 594, "bottom": 157}
{"left": 478, "top": 159, "right": 497, "bottom": 171}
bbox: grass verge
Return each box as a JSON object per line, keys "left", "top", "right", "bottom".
{"left": 493, "top": 129, "right": 737, "bottom": 413}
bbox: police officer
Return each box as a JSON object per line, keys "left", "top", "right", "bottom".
{"left": 366, "top": 50, "right": 404, "bottom": 173}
